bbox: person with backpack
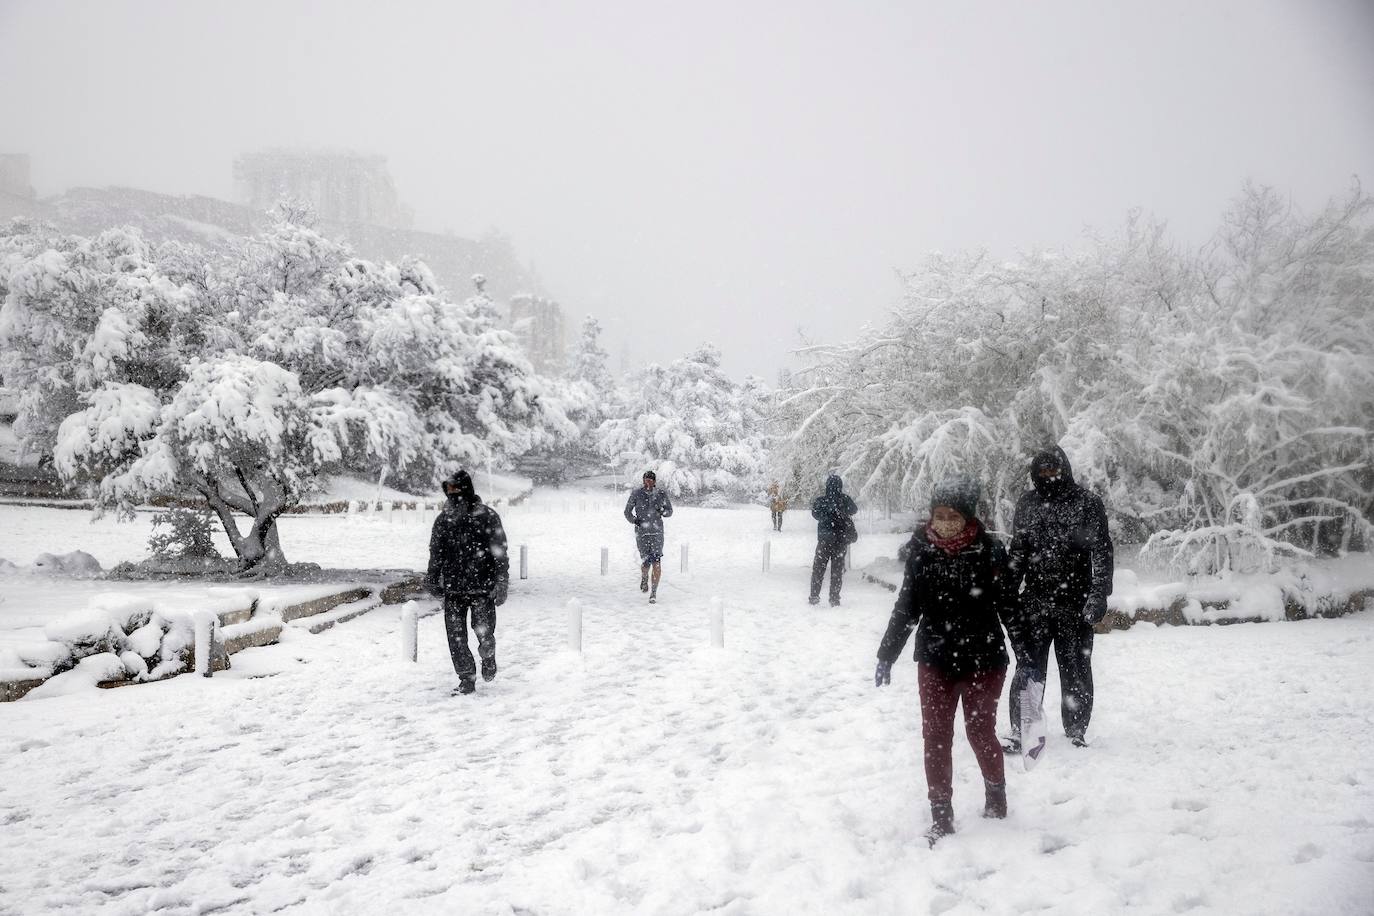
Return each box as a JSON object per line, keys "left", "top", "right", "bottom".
{"left": 809, "top": 473, "right": 858, "bottom": 606}
{"left": 424, "top": 469, "right": 510, "bottom": 696}
{"left": 624, "top": 470, "right": 674, "bottom": 603}
{"left": 874, "top": 475, "right": 1013, "bottom": 846}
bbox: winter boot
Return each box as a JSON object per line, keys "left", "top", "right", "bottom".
{"left": 808, "top": 595, "right": 820, "bottom": 606}
{"left": 481, "top": 657, "right": 497, "bottom": 683}
{"left": 983, "top": 780, "right": 1007, "bottom": 819}
{"left": 454, "top": 678, "right": 476, "bottom": 696}
{"left": 649, "top": 587, "right": 658, "bottom": 604}
{"left": 1001, "top": 736, "right": 1021, "bottom": 755}
{"left": 829, "top": 598, "right": 842, "bottom": 608}
{"left": 925, "top": 799, "right": 955, "bottom": 847}
{"left": 1069, "top": 733, "right": 1089, "bottom": 748}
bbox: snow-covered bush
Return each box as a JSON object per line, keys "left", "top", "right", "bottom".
{"left": 0, "top": 211, "right": 572, "bottom": 569}
{"left": 598, "top": 344, "right": 769, "bottom": 499}
{"left": 778, "top": 183, "right": 1374, "bottom": 565}
{"left": 148, "top": 508, "right": 221, "bottom": 561}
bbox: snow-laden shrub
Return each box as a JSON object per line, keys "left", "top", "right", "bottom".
{"left": 148, "top": 508, "right": 221, "bottom": 561}
{"left": 41, "top": 598, "right": 199, "bottom": 682}
{"left": 28, "top": 551, "right": 102, "bottom": 577}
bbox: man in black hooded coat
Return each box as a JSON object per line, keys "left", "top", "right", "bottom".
{"left": 425, "top": 469, "right": 510, "bottom": 695}
{"left": 1004, "top": 447, "right": 1113, "bottom": 747}
{"left": 809, "top": 473, "right": 858, "bottom": 606}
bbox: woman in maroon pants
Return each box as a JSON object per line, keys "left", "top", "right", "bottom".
{"left": 874, "top": 475, "right": 1014, "bottom": 846}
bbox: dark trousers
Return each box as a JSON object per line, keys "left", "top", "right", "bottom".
{"left": 1008, "top": 607, "right": 1095, "bottom": 739}
{"left": 443, "top": 593, "right": 496, "bottom": 681}
{"left": 770, "top": 509, "right": 784, "bottom": 531}
{"left": 919, "top": 663, "right": 1007, "bottom": 801}
{"left": 809, "top": 538, "right": 846, "bottom": 602}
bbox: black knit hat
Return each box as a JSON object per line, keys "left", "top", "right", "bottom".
{"left": 642, "top": 470, "right": 656, "bottom": 482}
{"left": 930, "top": 474, "right": 980, "bottom": 519}
{"left": 443, "top": 469, "right": 476, "bottom": 502}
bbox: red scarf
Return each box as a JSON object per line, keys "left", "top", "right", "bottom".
{"left": 925, "top": 517, "right": 980, "bottom": 556}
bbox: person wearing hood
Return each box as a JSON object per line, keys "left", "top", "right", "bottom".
{"left": 809, "top": 473, "right": 859, "bottom": 606}
{"left": 624, "top": 470, "right": 674, "bottom": 603}
{"left": 767, "top": 481, "right": 788, "bottom": 532}
{"left": 424, "top": 469, "right": 510, "bottom": 695}
{"left": 874, "top": 475, "right": 1013, "bottom": 846}
{"left": 1003, "top": 446, "right": 1114, "bottom": 748}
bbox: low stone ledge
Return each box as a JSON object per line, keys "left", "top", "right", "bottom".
{"left": 1, "top": 676, "right": 49, "bottom": 702}
{"left": 278, "top": 588, "right": 373, "bottom": 623}
{"left": 222, "top": 620, "right": 283, "bottom": 654}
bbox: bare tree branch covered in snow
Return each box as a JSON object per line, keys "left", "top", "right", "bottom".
{"left": 776, "top": 183, "right": 1374, "bottom": 573}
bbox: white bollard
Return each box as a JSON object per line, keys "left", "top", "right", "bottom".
{"left": 709, "top": 596, "right": 724, "bottom": 648}
{"left": 347, "top": 499, "right": 356, "bottom": 516}
{"left": 519, "top": 544, "right": 529, "bottom": 580}
{"left": 567, "top": 598, "right": 583, "bottom": 653}
{"left": 600, "top": 546, "right": 609, "bottom": 576}
{"left": 401, "top": 601, "right": 418, "bottom": 662}
{"left": 386, "top": 502, "right": 394, "bottom": 523}
{"left": 193, "top": 610, "right": 215, "bottom": 677}
{"left": 680, "top": 543, "right": 689, "bottom": 574}
{"left": 763, "top": 540, "right": 771, "bottom": 573}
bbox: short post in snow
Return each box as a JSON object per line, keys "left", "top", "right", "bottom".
{"left": 567, "top": 598, "right": 583, "bottom": 653}
{"left": 193, "top": 610, "right": 215, "bottom": 678}
{"left": 401, "top": 600, "right": 418, "bottom": 663}
{"left": 519, "top": 544, "right": 529, "bottom": 580}
{"left": 386, "top": 501, "right": 394, "bottom": 523}
{"left": 762, "top": 540, "right": 771, "bottom": 573}
{"left": 680, "top": 543, "right": 689, "bottom": 574}
{"left": 709, "top": 596, "right": 724, "bottom": 648}
{"left": 600, "top": 546, "right": 609, "bottom": 576}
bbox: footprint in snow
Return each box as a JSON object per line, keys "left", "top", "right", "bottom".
{"left": 1170, "top": 798, "right": 1208, "bottom": 812}
{"left": 1293, "top": 843, "right": 1323, "bottom": 863}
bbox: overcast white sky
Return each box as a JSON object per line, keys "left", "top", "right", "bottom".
{"left": 2, "top": 0, "right": 1372, "bottom": 380}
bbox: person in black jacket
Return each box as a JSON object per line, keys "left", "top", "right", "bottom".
{"left": 425, "top": 469, "right": 510, "bottom": 695}
{"left": 1003, "top": 446, "right": 1113, "bottom": 748}
{"left": 875, "top": 475, "right": 1012, "bottom": 846}
{"left": 809, "top": 473, "right": 858, "bottom": 606}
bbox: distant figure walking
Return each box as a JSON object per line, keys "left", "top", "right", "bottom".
{"left": 424, "top": 469, "right": 510, "bottom": 696}
{"left": 767, "top": 480, "right": 788, "bottom": 532}
{"left": 1004, "top": 446, "right": 1114, "bottom": 749}
{"left": 624, "top": 470, "right": 674, "bottom": 604}
{"left": 875, "top": 475, "right": 1012, "bottom": 846}
{"left": 809, "top": 473, "right": 858, "bottom": 606}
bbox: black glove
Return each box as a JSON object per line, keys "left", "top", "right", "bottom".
{"left": 874, "top": 659, "right": 892, "bottom": 687}
{"left": 493, "top": 581, "right": 508, "bottom": 607}
{"left": 1082, "top": 594, "right": 1108, "bottom": 624}
{"left": 423, "top": 575, "right": 443, "bottom": 598}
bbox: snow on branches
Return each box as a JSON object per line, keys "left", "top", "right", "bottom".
{"left": 778, "top": 183, "right": 1374, "bottom": 571}
{"left": 0, "top": 215, "right": 571, "bottom": 570}
{"left": 598, "top": 344, "right": 769, "bottom": 499}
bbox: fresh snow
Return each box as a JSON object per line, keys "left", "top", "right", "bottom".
{"left": 1, "top": 490, "right": 1372, "bottom": 914}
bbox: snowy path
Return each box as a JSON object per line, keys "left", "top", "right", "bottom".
{"left": 2, "top": 500, "right": 1373, "bottom": 914}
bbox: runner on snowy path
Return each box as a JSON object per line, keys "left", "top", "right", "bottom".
{"left": 624, "top": 470, "right": 673, "bottom": 603}
{"left": 424, "top": 469, "right": 510, "bottom": 696}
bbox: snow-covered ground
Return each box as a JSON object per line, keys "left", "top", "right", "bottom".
{"left": 2, "top": 491, "right": 1373, "bottom": 914}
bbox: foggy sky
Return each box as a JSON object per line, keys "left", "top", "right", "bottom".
{"left": 2, "top": 0, "right": 1372, "bottom": 381}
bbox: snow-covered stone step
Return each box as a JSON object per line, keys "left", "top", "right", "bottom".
{"left": 290, "top": 597, "right": 382, "bottom": 635}
{"left": 221, "top": 617, "right": 284, "bottom": 654}
{"left": 275, "top": 587, "right": 375, "bottom": 623}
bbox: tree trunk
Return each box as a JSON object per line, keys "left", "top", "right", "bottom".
{"left": 202, "top": 484, "right": 289, "bottom": 572}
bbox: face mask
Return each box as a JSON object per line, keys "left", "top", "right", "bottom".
{"left": 931, "top": 517, "right": 966, "bottom": 539}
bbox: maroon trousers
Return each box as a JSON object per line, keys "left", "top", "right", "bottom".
{"left": 918, "top": 662, "right": 1007, "bottom": 802}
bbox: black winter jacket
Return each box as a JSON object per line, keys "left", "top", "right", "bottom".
{"left": 1007, "top": 447, "right": 1113, "bottom": 615}
{"left": 426, "top": 498, "right": 510, "bottom": 597}
{"left": 811, "top": 474, "right": 858, "bottom": 541}
{"left": 876, "top": 524, "right": 1012, "bottom": 676}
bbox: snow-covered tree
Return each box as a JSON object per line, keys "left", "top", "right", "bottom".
{"left": 598, "top": 343, "right": 769, "bottom": 499}
{"left": 0, "top": 214, "right": 572, "bottom": 570}
{"left": 778, "top": 183, "right": 1374, "bottom": 568}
